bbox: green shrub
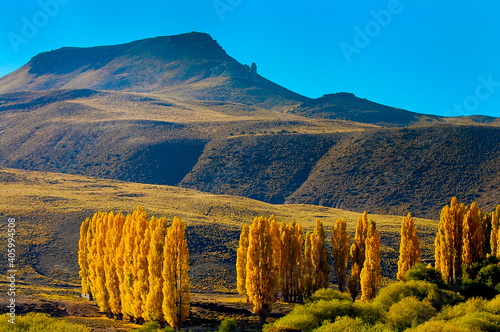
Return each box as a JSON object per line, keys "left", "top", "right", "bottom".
{"left": 130, "top": 322, "right": 160, "bottom": 332}
{"left": 484, "top": 294, "right": 500, "bottom": 314}
{"left": 219, "top": 318, "right": 238, "bottom": 332}
{"left": 437, "top": 297, "right": 487, "bottom": 320}
{"left": 314, "top": 317, "right": 369, "bottom": 332}
{"left": 272, "top": 299, "right": 353, "bottom": 332}
{"left": 305, "top": 288, "right": 352, "bottom": 304}
{"left": 385, "top": 297, "right": 435, "bottom": 331}
{"left": 405, "top": 263, "right": 445, "bottom": 288}
{"left": 0, "top": 313, "right": 91, "bottom": 332}
{"left": 161, "top": 326, "right": 175, "bottom": 332}
{"left": 373, "top": 280, "right": 463, "bottom": 311}
{"left": 352, "top": 301, "right": 385, "bottom": 325}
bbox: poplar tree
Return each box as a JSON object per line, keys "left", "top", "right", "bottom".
{"left": 331, "top": 219, "right": 350, "bottom": 292}
{"left": 236, "top": 224, "right": 249, "bottom": 297}
{"left": 360, "top": 220, "right": 381, "bottom": 302}
{"left": 301, "top": 232, "right": 314, "bottom": 298}
{"left": 348, "top": 211, "right": 369, "bottom": 300}
{"left": 131, "top": 207, "right": 149, "bottom": 321}
{"left": 246, "top": 216, "right": 278, "bottom": 323}
{"left": 434, "top": 198, "right": 467, "bottom": 284}
{"left": 397, "top": 213, "right": 421, "bottom": 281}
{"left": 462, "top": 202, "right": 484, "bottom": 266}
{"left": 105, "top": 212, "right": 125, "bottom": 317}
{"left": 492, "top": 207, "right": 499, "bottom": 258}
{"left": 311, "top": 219, "right": 329, "bottom": 292}
{"left": 78, "top": 217, "right": 92, "bottom": 298}
{"left": 93, "top": 212, "right": 111, "bottom": 314}
{"left": 120, "top": 213, "right": 135, "bottom": 320}
{"left": 162, "top": 217, "right": 190, "bottom": 330}
{"left": 145, "top": 216, "right": 168, "bottom": 322}
{"left": 279, "top": 221, "right": 303, "bottom": 303}
{"left": 269, "top": 216, "right": 282, "bottom": 293}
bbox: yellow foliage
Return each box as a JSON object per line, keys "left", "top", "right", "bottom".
{"left": 236, "top": 224, "right": 249, "bottom": 296}
{"left": 331, "top": 218, "right": 350, "bottom": 292}
{"left": 360, "top": 220, "right": 381, "bottom": 302}
{"left": 246, "top": 216, "right": 278, "bottom": 322}
{"left": 162, "top": 216, "right": 190, "bottom": 329}
{"left": 397, "top": 213, "right": 421, "bottom": 281}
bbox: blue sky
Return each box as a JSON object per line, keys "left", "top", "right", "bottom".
{"left": 1, "top": 0, "right": 499, "bottom": 117}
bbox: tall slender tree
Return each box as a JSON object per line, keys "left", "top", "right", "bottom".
{"left": 145, "top": 216, "right": 168, "bottom": 322}
{"left": 348, "top": 211, "right": 369, "bottom": 300}
{"left": 434, "top": 198, "right": 467, "bottom": 284}
{"left": 331, "top": 219, "right": 350, "bottom": 292}
{"left": 236, "top": 224, "right": 250, "bottom": 297}
{"left": 462, "top": 202, "right": 484, "bottom": 266}
{"left": 78, "top": 217, "right": 92, "bottom": 298}
{"left": 162, "top": 217, "right": 190, "bottom": 331}
{"left": 492, "top": 208, "right": 499, "bottom": 258}
{"left": 311, "top": 219, "right": 329, "bottom": 292}
{"left": 246, "top": 216, "right": 278, "bottom": 323}
{"left": 360, "top": 220, "right": 381, "bottom": 302}
{"left": 301, "top": 232, "right": 314, "bottom": 298}
{"left": 397, "top": 213, "right": 421, "bottom": 281}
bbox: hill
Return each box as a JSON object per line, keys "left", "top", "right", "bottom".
{"left": 0, "top": 32, "right": 499, "bottom": 219}
{"left": 0, "top": 167, "right": 439, "bottom": 292}
{"left": 290, "top": 92, "right": 441, "bottom": 127}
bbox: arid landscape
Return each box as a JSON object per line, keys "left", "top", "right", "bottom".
{"left": 0, "top": 32, "right": 499, "bottom": 331}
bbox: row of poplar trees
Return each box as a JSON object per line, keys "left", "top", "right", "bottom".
{"left": 434, "top": 197, "right": 500, "bottom": 284}
{"left": 78, "top": 206, "right": 190, "bottom": 329}
{"left": 236, "top": 212, "right": 402, "bottom": 322}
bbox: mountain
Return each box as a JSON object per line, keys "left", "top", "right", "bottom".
{"left": 0, "top": 32, "right": 307, "bottom": 108}
{"left": 290, "top": 92, "right": 440, "bottom": 127}
{"left": 0, "top": 32, "right": 499, "bottom": 219}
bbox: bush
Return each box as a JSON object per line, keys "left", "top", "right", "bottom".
{"left": 373, "top": 280, "right": 463, "bottom": 311}
{"left": 405, "top": 263, "right": 445, "bottom": 288}
{"left": 386, "top": 297, "right": 436, "bottom": 331}
{"left": 130, "top": 322, "right": 160, "bottom": 332}
{"left": 305, "top": 288, "right": 352, "bottom": 304}
{"left": 314, "top": 317, "right": 369, "bottom": 332}
{"left": 272, "top": 299, "right": 354, "bottom": 332}
{"left": 219, "top": 318, "right": 238, "bottom": 332}
{"left": 484, "top": 294, "right": 500, "bottom": 314}
{"left": 0, "top": 313, "right": 91, "bottom": 332}
{"left": 352, "top": 301, "right": 385, "bottom": 326}
{"left": 462, "top": 256, "right": 500, "bottom": 299}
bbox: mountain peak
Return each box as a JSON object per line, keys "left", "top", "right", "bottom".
{"left": 0, "top": 32, "right": 305, "bottom": 107}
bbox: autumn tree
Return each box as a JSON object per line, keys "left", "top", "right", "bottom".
{"left": 434, "top": 198, "right": 467, "bottom": 284}
{"left": 397, "top": 213, "right": 421, "bottom": 281}
{"left": 331, "top": 219, "right": 350, "bottom": 292}
{"left": 348, "top": 211, "right": 369, "bottom": 300}
{"left": 246, "top": 216, "right": 279, "bottom": 323}
{"left": 360, "top": 220, "right": 381, "bottom": 302}
{"left": 105, "top": 212, "right": 125, "bottom": 317}
{"left": 236, "top": 224, "right": 249, "bottom": 298}
{"left": 301, "top": 232, "right": 314, "bottom": 298}
{"left": 462, "top": 202, "right": 484, "bottom": 267}
{"left": 162, "top": 216, "right": 190, "bottom": 331}
{"left": 311, "top": 219, "right": 329, "bottom": 292}
{"left": 144, "top": 216, "right": 168, "bottom": 322}
{"left": 279, "top": 221, "right": 303, "bottom": 303}
{"left": 492, "top": 206, "right": 500, "bottom": 258}
{"left": 78, "top": 217, "right": 92, "bottom": 299}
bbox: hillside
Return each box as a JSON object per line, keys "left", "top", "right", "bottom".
{"left": 290, "top": 92, "right": 441, "bottom": 127}
{"left": 0, "top": 32, "right": 499, "bottom": 220}
{"left": 0, "top": 167, "right": 439, "bottom": 292}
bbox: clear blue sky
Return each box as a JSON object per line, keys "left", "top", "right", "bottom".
{"left": 1, "top": 0, "right": 499, "bottom": 117}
